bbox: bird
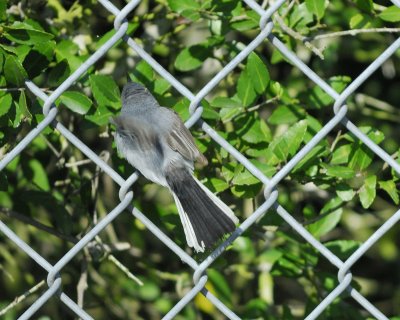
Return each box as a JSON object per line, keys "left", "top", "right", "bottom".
{"left": 111, "top": 82, "right": 238, "bottom": 252}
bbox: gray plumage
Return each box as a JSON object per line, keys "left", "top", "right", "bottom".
{"left": 112, "top": 82, "right": 238, "bottom": 252}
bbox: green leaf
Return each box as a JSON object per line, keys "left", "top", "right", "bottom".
{"left": 29, "top": 159, "right": 50, "bottom": 191}
{"left": 138, "top": 281, "right": 160, "bottom": 301}
{"left": 90, "top": 75, "right": 120, "bottom": 109}
{"left": 232, "top": 236, "right": 256, "bottom": 261}
{"left": 272, "top": 251, "right": 303, "bottom": 277}
{"left": 153, "top": 78, "right": 171, "bottom": 96}
{"left": 15, "top": 45, "right": 31, "bottom": 62}
{"left": 269, "top": 105, "right": 305, "bottom": 125}
{"left": 266, "top": 120, "right": 308, "bottom": 165}
{"left": 232, "top": 167, "right": 260, "bottom": 186}
{"left": 95, "top": 22, "right": 139, "bottom": 50}
{"left": 0, "top": 0, "right": 6, "bottom": 21}
{"left": 307, "top": 203, "right": 342, "bottom": 238}
{"left": 237, "top": 68, "right": 257, "bottom": 107}
{"left": 293, "top": 144, "right": 326, "bottom": 173}
{"left": 208, "top": 269, "right": 232, "bottom": 302}
{"left": 367, "top": 128, "right": 385, "bottom": 144}
{"left": 55, "top": 40, "right": 81, "bottom": 72}
{"left": 0, "top": 93, "right": 13, "bottom": 117}
{"left": 202, "top": 99, "right": 219, "bottom": 120}
{"left": 205, "top": 178, "right": 229, "bottom": 193}
{"left": 348, "top": 129, "right": 384, "bottom": 171}
{"left": 212, "top": 97, "right": 243, "bottom": 123}
{"left": 60, "top": 91, "right": 92, "bottom": 115}
{"left": 0, "top": 50, "right": 4, "bottom": 73}
{"left": 349, "top": 13, "right": 373, "bottom": 29}
{"left": 55, "top": 40, "right": 79, "bottom": 58}
{"left": 379, "top": 6, "right": 400, "bottom": 22}
{"left": 359, "top": 175, "right": 376, "bottom": 209}
{"left": 247, "top": 53, "right": 270, "bottom": 94}
{"left": 4, "top": 55, "right": 27, "bottom": 86}
{"left": 34, "top": 40, "right": 56, "bottom": 61}
{"left": 353, "top": 0, "right": 373, "bottom": 13}
{"left": 289, "top": 3, "right": 313, "bottom": 32}
{"left": 21, "top": 41, "right": 54, "bottom": 79}
{"left": 379, "top": 180, "right": 399, "bottom": 205}
{"left": 48, "top": 59, "right": 70, "bottom": 87}
{"left": 325, "top": 240, "right": 361, "bottom": 260}
{"left": 180, "top": 9, "right": 200, "bottom": 20}
{"left": 219, "top": 105, "right": 242, "bottom": 123}
{"left": 304, "top": 115, "right": 323, "bottom": 142}
{"left": 221, "top": 162, "right": 236, "bottom": 182}
{"left": 321, "top": 197, "right": 343, "bottom": 215}
{"left": 306, "top": 76, "right": 351, "bottom": 109}
{"left": 305, "top": 0, "right": 326, "bottom": 20}
{"left": 230, "top": 11, "right": 259, "bottom": 31}
{"left": 3, "top": 23, "right": 54, "bottom": 45}
{"left": 348, "top": 144, "right": 373, "bottom": 171}
{"left": 336, "top": 183, "right": 356, "bottom": 201}
{"left": 85, "top": 105, "right": 113, "bottom": 126}
{"left": 331, "top": 144, "right": 351, "bottom": 165}
{"left": 167, "top": 0, "right": 200, "bottom": 13}
{"left": 17, "top": 90, "right": 32, "bottom": 123}
{"left": 174, "top": 44, "right": 211, "bottom": 71}
{"left": 324, "top": 164, "right": 355, "bottom": 179}
{"left": 130, "top": 60, "right": 155, "bottom": 86}
{"left": 237, "top": 114, "right": 271, "bottom": 144}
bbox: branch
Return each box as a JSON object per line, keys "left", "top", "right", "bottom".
{"left": 0, "top": 207, "right": 78, "bottom": 244}
{"left": 0, "top": 280, "right": 46, "bottom": 316}
{"left": 274, "top": 14, "right": 325, "bottom": 60}
{"left": 107, "top": 254, "right": 144, "bottom": 286}
{"left": 77, "top": 257, "right": 88, "bottom": 308}
{"left": 308, "top": 27, "right": 400, "bottom": 41}
{"left": 0, "top": 87, "right": 52, "bottom": 93}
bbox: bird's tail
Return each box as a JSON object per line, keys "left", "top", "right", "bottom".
{"left": 166, "top": 169, "right": 238, "bottom": 252}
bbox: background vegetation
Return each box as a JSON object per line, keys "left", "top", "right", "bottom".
{"left": 1, "top": 0, "right": 400, "bottom": 319}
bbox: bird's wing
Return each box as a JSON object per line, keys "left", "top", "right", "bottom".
{"left": 162, "top": 108, "right": 208, "bottom": 165}
{"left": 111, "top": 115, "right": 158, "bottom": 151}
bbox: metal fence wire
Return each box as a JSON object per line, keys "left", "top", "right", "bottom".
{"left": 1, "top": 0, "right": 400, "bottom": 319}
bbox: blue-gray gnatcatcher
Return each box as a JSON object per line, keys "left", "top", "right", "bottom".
{"left": 111, "top": 82, "right": 238, "bottom": 252}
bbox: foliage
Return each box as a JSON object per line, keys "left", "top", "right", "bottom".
{"left": 0, "top": 0, "right": 400, "bottom": 319}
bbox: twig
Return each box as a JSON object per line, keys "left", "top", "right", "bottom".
{"left": 281, "top": 0, "right": 297, "bottom": 19}
{"left": 107, "top": 254, "right": 143, "bottom": 286}
{"left": 0, "top": 87, "right": 26, "bottom": 92}
{"left": 41, "top": 134, "right": 61, "bottom": 158}
{"left": 0, "top": 87, "right": 52, "bottom": 93}
{"left": 308, "top": 27, "right": 400, "bottom": 41}
{"left": 65, "top": 159, "right": 93, "bottom": 168}
{"left": 382, "top": 151, "right": 398, "bottom": 171}
{"left": 330, "top": 130, "right": 342, "bottom": 153}
{"left": 247, "top": 96, "right": 280, "bottom": 112}
{"left": 274, "top": 14, "right": 325, "bottom": 59}
{"left": 77, "top": 257, "right": 88, "bottom": 309}
{"left": 91, "top": 235, "right": 142, "bottom": 285}
{"left": 0, "top": 207, "right": 78, "bottom": 243}
{"left": 0, "top": 280, "right": 46, "bottom": 316}
{"left": 355, "top": 93, "right": 400, "bottom": 113}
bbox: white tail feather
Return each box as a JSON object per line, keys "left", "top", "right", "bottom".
{"left": 172, "top": 192, "right": 205, "bottom": 252}
{"left": 193, "top": 177, "right": 239, "bottom": 225}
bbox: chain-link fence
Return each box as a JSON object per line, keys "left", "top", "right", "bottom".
{"left": 1, "top": 0, "right": 400, "bottom": 319}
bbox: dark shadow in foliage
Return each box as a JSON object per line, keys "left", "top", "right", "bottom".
{"left": 23, "top": 50, "right": 51, "bottom": 79}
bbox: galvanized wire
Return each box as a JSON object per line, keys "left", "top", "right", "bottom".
{"left": 1, "top": 0, "right": 400, "bottom": 319}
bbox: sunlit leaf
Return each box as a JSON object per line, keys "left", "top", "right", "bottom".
{"left": 60, "top": 91, "right": 92, "bottom": 115}
{"left": 359, "top": 175, "right": 376, "bottom": 208}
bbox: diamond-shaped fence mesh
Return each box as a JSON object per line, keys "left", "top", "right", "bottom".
{"left": 1, "top": 0, "right": 400, "bottom": 319}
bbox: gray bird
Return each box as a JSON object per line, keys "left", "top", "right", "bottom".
{"left": 111, "top": 82, "right": 238, "bottom": 252}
